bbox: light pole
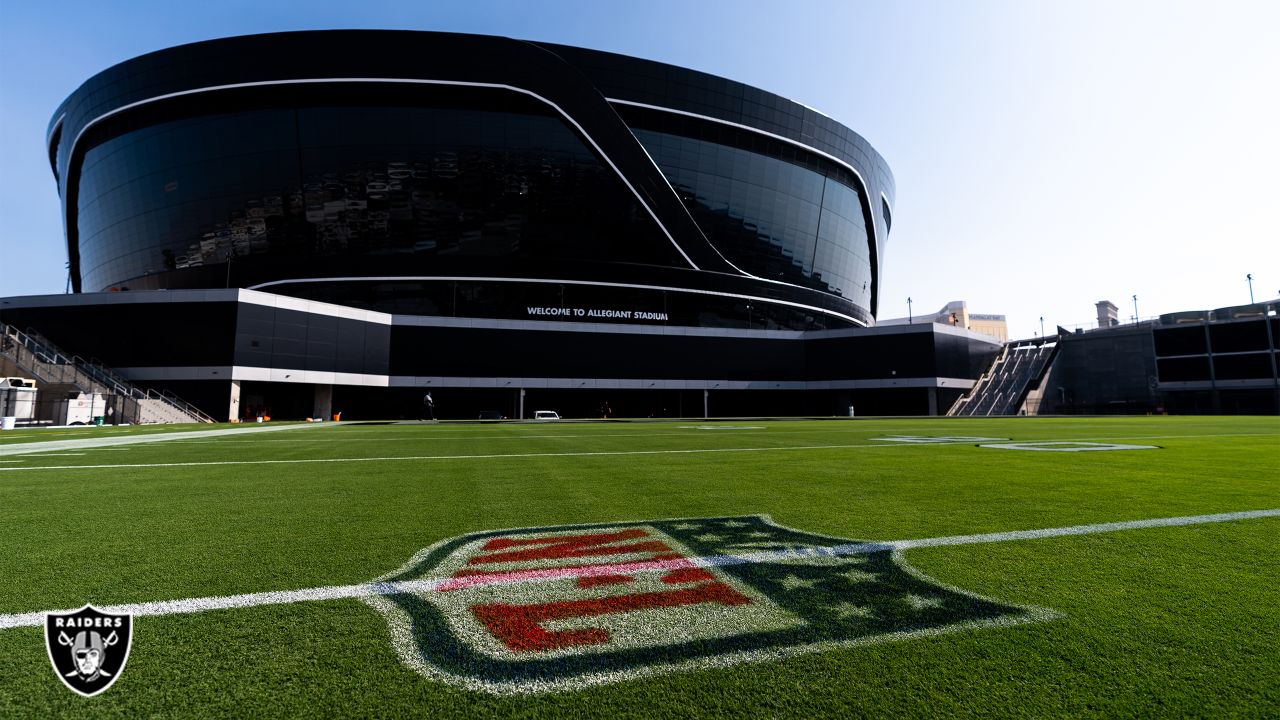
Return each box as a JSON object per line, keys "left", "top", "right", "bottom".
{"left": 907, "top": 297, "right": 913, "bottom": 324}
{"left": 1247, "top": 273, "right": 1254, "bottom": 303}
{"left": 1040, "top": 316, "right": 1045, "bottom": 338}
{"left": 1132, "top": 295, "right": 1139, "bottom": 323}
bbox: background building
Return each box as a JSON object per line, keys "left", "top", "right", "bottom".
{"left": 1, "top": 31, "right": 1002, "bottom": 421}
{"left": 950, "top": 299, "right": 1279, "bottom": 417}
{"left": 878, "top": 300, "right": 1008, "bottom": 342}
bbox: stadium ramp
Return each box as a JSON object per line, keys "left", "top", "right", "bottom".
{"left": 948, "top": 338, "right": 1060, "bottom": 416}
{"left": 0, "top": 321, "right": 214, "bottom": 425}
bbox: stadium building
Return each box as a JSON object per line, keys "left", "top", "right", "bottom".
{"left": 0, "top": 31, "right": 1003, "bottom": 422}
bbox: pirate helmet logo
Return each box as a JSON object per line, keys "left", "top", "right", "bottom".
{"left": 44, "top": 605, "right": 133, "bottom": 697}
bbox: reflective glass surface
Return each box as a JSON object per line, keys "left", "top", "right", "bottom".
{"left": 633, "top": 128, "right": 872, "bottom": 307}
{"left": 76, "top": 96, "right": 680, "bottom": 291}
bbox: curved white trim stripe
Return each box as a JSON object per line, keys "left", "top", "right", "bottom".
{"left": 612, "top": 97, "right": 885, "bottom": 303}
{"left": 248, "top": 275, "right": 869, "bottom": 327}
{"left": 606, "top": 97, "right": 882, "bottom": 241}
{"left": 47, "top": 114, "right": 65, "bottom": 165}
{"left": 0, "top": 507, "right": 1273, "bottom": 630}
{"left": 48, "top": 113, "right": 65, "bottom": 145}
{"left": 625, "top": 122, "right": 751, "bottom": 278}
{"left": 61, "top": 78, "right": 700, "bottom": 271}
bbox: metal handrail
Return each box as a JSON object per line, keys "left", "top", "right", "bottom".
{"left": 1, "top": 321, "right": 213, "bottom": 423}
{"left": 948, "top": 344, "right": 1009, "bottom": 416}
{"left": 155, "top": 389, "right": 218, "bottom": 424}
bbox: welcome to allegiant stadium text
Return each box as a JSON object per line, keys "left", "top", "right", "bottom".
{"left": 526, "top": 307, "right": 669, "bottom": 321}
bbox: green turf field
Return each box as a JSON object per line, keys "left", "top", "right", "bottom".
{"left": 0, "top": 416, "right": 1276, "bottom": 717}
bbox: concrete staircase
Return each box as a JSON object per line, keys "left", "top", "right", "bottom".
{"left": 948, "top": 340, "right": 1059, "bottom": 416}
{"left": 1, "top": 321, "right": 215, "bottom": 424}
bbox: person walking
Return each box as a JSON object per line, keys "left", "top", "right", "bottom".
{"left": 423, "top": 392, "right": 435, "bottom": 421}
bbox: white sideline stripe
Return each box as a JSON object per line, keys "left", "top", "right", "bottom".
{"left": 164, "top": 430, "right": 770, "bottom": 444}
{"left": 0, "top": 422, "right": 335, "bottom": 458}
{"left": 3, "top": 430, "right": 1275, "bottom": 472}
{"left": 1, "top": 507, "right": 1275, "bottom": 630}
{"left": 0, "top": 443, "right": 944, "bottom": 471}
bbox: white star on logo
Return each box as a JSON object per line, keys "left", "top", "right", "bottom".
{"left": 779, "top": 574, "right": 820, "bottom": 591}
{"left": 903, "top": 593, "right": 944, "bottom": 611}
{"left": 840, "top": 568, "right": 877, "bottom": 584}
{"left": 829, "top": 603, "right": 875, "bottom": 619}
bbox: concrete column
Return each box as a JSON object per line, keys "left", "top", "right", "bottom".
{"left": 928, "top": 387, "right": 939, "bottom": 416}
{"left": 314, "top": 384, "right": 333, "bottom": 420}
{"left": 228, "top": 380, "right": 241, "bottom": 423}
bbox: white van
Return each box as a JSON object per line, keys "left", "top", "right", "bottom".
{"left": 533, "top": 410, "right": 561, "bottom": 421}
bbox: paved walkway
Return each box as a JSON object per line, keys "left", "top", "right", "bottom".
{"left": 0, "top": 422, "right": 335, "bottom": 457}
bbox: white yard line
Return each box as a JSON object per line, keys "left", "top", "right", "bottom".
{"left": 0, "top": 423, "right": 336, "bottom": 458}
{"left": 0, "top": 507, "right": 1274, "bottom": 630}
{"left": 3, "top": 427, "right": 1274, "bottom": 472}
{"left": 4, "top": 429, "right": 1278, "bottom": 472}
{"left": 68, "top": 429, "right": 1280, "bottom": 447}
{"left": 165, "top": 430, "right": 772, "bottom": 444}
{"left": 0, "top": 443, "right": 942, "bottom": 471}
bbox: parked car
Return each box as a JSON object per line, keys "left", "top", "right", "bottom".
{"left": 477, "top": 410, "right": 506, "bottom": 420}
{"left": 533, "top": 410, "right": 561, "bottom": 420}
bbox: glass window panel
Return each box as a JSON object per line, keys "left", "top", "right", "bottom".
{"left": 76, "top": 92, "right": 681, "bottom": 291}
{"left": 632, "top": 126, "right": 872, "bottom": 309}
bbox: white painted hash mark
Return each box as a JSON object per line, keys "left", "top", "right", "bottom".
{"left": 0, "top": 507, "right": 1275, "bottom": 631}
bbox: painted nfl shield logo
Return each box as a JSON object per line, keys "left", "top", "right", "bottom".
{"left": 45, "top": 605, "right": 133, "bottom": 697}
{"left": 364, "top": 515, "right": 1056, "bottom": 694}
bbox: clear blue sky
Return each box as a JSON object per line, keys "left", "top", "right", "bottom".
{"left": 2, "top": 0, "right": 1276, "bottom": 338}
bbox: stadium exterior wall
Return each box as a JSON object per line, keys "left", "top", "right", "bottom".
{"left": 0, "top": 290, "right": 999, "bottom": 420}
{"left": 4, "top": 31, "right": 1004, "bottom": 420}
{"left": 47, "top": 30, "right": 892, "bottom": 329}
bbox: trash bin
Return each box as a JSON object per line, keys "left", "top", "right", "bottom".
{"left": 93, "top": 416, "right": 104, "bottom": 426}
{"left": 0, "top": 417, "right": 15, "bottom": 431}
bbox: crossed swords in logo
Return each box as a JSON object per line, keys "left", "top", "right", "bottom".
{"left": 56, "top": 629, "right": 120, "bottom": 680}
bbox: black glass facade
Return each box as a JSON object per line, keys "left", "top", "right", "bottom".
{"left": 50, "top": 31, "right": 894, "bottom": 330}
{"left": 76, "top": 89, "right": 680, "bottom": 293}
{"left": 633, "top": 128, "right": 871, "bottom": 308}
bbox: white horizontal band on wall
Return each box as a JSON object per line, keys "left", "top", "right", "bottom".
{"left": 386, "top": 376, "right": 976, "bottom": 391}
{"left": 249, "top": 276, "right": 868, "bottom": 328}
{"left": 4, "top": 288, "right": 1011, "bottom": 344}
{"left": 109, "top": 365, "right": 974, "bottom": 391}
